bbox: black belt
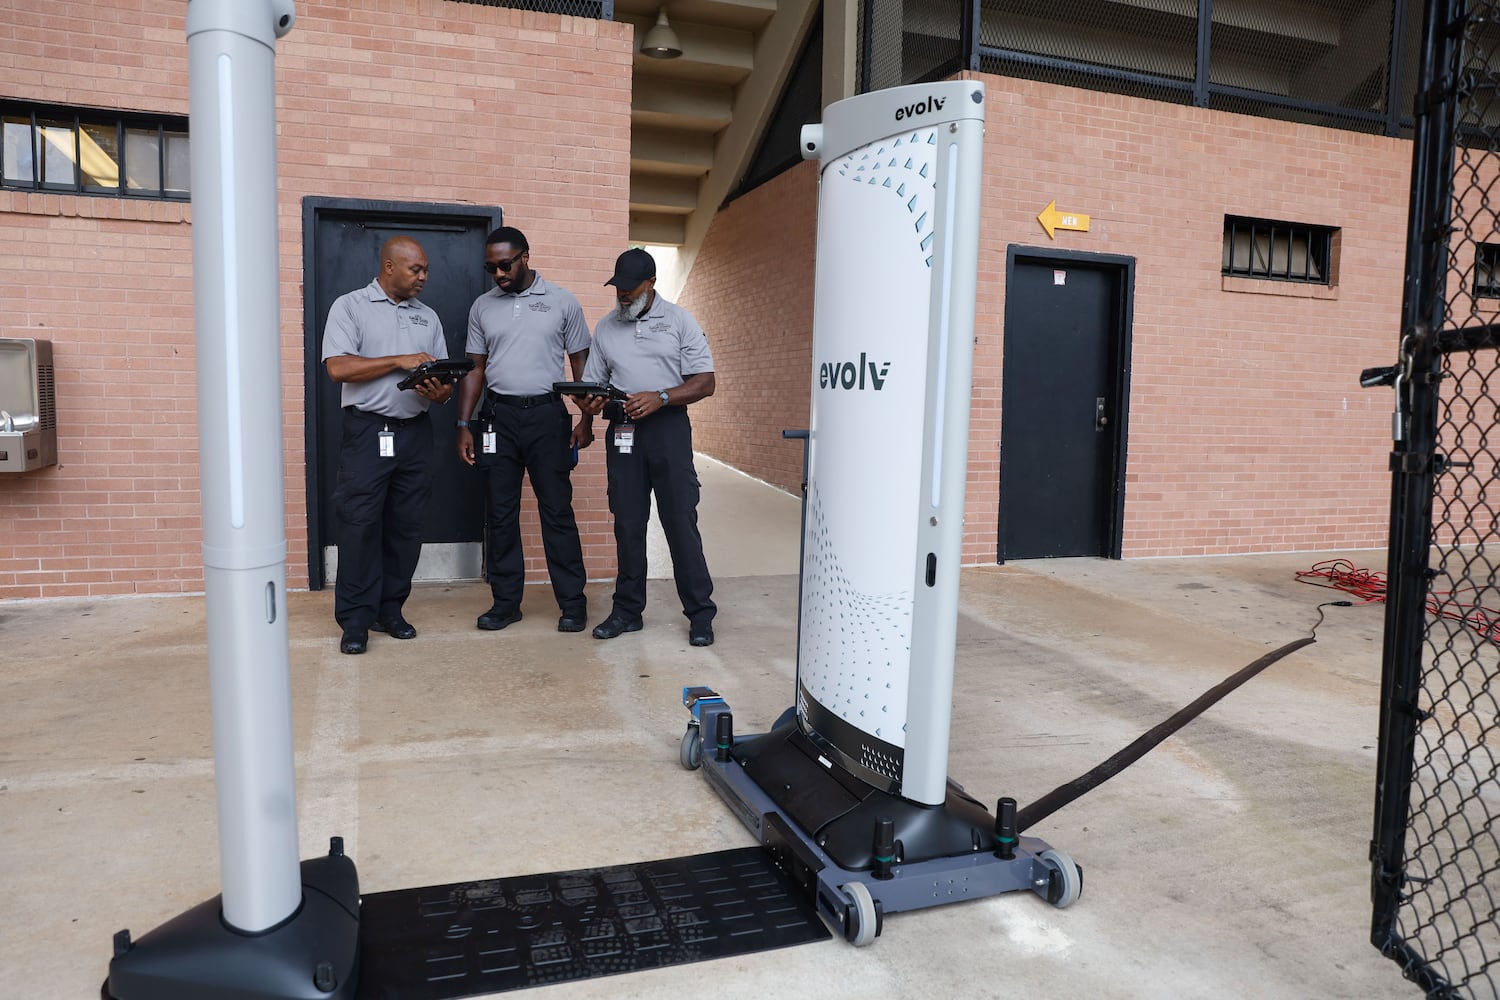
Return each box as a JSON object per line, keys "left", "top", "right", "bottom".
{"left": 490, "top": 392, "right": 560, "bottom": 408}
{"left": 604, "top": 401, "right": 684, "bottom": 423}
{"left": 344, "top": 406, "right": 428, "bottom": 428}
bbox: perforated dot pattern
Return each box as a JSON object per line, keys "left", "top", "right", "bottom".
{"left": 798, "top": 479, "right": 912, "bottom": 749}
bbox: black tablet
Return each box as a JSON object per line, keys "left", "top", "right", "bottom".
{"left": 397, "top": 358, "right": 475, "bottom": 391}
{"left": 553, "top": 380, "right": 628, "bottom": 400}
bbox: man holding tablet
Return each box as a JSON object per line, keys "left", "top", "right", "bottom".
{"left": 322, "top": 235, "right": 452, "bottom": 655}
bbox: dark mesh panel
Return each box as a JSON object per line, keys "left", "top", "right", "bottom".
{"left": 453, "top": 0, "right": 609, "bottom": 18}
{"left": 859, "top": 0, "right": 966, "bottom": 91}
{"left": 903, "top": 0, "right": 967, "bottom": 83}
{"left": 729, "top": 19, "right": 823, "bottom": 203}
{"left": 1207, "top": 0, "right": 1396, "bottom": 134}
{"left": 978, "top": 0, "right": 1196, "bottom": 105}
{"left": 954, "top": 0, "right": 1426, "bottom": 137}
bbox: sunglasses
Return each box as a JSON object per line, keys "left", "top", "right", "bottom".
{"left": 483, "top": 252, "right": 527, "bottom": 274}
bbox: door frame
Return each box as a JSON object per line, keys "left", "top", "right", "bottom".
{"left": 300, "top": 197, "right": 503, "bottom": 590}
{"left": 999, "top": 245, "right": 1136, "bottom": 562}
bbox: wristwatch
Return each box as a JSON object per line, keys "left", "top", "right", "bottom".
{"left": 658, "top": 390, "right": 670, "bottom": 406}
{"left": 455, "top": 420, "right": 470, "bottom": 428}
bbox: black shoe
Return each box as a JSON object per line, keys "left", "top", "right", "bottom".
{"left": 557, "top": 614, "right": 588, "bottom": 633}
{"left": 339, "top": 629, "right": 368, "bottom": 655}
{"left": 592, "top": 614, "right": 642, "bottom": 640}
{"left": 689, "top": 621, "right": 715, "bottom": 647}
{"left": 477, "top": 606, "right": 523, "bottom": 631}
{"left": 371, "top": 616, "right": 416, "bottom": 639}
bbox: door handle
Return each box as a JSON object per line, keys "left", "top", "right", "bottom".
{"left": 1095, "top": 397, "right": 1108, "bottom": 431}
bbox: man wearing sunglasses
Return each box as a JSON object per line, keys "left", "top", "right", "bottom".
{"left": 454, "top": 227, "right": 593, "bottom": 633}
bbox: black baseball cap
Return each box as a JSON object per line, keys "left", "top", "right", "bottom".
{"left": 605, "top": 247, "right": 657, "bottom": 288}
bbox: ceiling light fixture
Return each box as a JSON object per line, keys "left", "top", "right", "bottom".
{"left": 641, "top": 9, "right": 683, "bottom": 60}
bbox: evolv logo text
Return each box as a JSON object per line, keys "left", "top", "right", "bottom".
{"left": 820, "top": 353, "right": 890, "bottom": 391}
{"left": 894, "top": 94, "right": 946, "bottom": 121}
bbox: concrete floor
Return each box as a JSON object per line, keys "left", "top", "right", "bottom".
{"left": 1, "top": 460, "right": 1418, "bottom": 999}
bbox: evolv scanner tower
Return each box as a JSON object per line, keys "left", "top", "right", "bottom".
{"left": 796, "top": 81, "right": 981, "bottom": 807}
{"left": 682, "top": 79, "right": 1080, "bottom": 945}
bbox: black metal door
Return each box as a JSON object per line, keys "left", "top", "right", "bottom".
{"left": 998, "top": 249, "right": 1132, "bottom": 561}
{"left": 302, "top": 198, "right": 501, "bottom": 589}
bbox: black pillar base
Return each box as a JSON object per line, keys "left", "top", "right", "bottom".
{"left": 733, "top": 721, "right": 998, "bottom": 869}
{"left": 105, "top": 842, "right": 359, "bottom": 1000}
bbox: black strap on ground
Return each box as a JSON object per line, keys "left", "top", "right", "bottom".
{"left": 1014, "top": 636, "right": 1315, "bottom": 834}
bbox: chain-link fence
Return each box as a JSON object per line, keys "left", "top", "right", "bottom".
{"left": 1371, "top": 2, "right": 1500, "bottom": 997}
{"left": 862, "top": 0, "right": 1427, "bottom": 138}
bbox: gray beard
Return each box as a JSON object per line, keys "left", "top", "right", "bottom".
{"left": 617, "top": 292, "right": 651, "bottom": 321}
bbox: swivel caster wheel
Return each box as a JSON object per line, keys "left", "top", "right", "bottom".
{"left": 679, "top": 724, "right": 703, "bottom": 770}
{"left": 1039, "top": 848, "right": 1082, "bottom": 908}
{"left": 841, "top": 881, "right": 881, "bottom": 947}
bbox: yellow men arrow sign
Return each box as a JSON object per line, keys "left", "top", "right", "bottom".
{"left": 1038, "top": 200, "right": 1091, "bottom": 239}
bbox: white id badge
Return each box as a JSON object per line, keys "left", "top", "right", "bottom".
{"left": 482, "top": 430, "right": 497, "bottom": 454}
{"left": 613, "top": 424, "right": 634, "bottom": 454}
{"left": 378, "top": 429, "right": 395, "bottom": 458}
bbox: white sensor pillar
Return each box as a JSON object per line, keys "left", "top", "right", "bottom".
{"left": 186, "top": 0, "right": 302, "bottom": 932}
{"left": 796, "top": 80, "right": 987, "bottom": 806}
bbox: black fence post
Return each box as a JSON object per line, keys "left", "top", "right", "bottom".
{"left": 859, "top": 0, "right": 874, "bottom": 94}
{"left": 1369, "top": 0, "right": 1460, "bottom": 980}
{"left": 963, "top": 0, "right": 981, "bottom": 72}
{"left": 1194, "top": 0, "right": 1212, "bottom": 108}
{"left": 1386, "top": 0, "right": 1410, "bottom": 137}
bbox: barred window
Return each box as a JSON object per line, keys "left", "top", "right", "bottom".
{"left": 1476, "top": 243, "right": 1500, "bottom": 298}
{"left": 1, "top": 101, "right": 190, "bottom": 200}
{"left": 1222, "top": 216, "right": 1335, "bottom": 284}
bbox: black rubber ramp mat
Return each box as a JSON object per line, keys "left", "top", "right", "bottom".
{"left": 355, "top": 847, "right": 832, "bottom": 998}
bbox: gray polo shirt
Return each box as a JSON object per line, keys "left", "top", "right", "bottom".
{"left": 322, "top": 279, "right": 447, "bottom": 420}
{"left": 582, "top": 294, "right": 714, "bottom": 394}
{"left": 465, "top": 273, "right": 591, "bottom": 395}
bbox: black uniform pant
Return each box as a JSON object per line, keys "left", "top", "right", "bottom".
{"left": 476, "top": 398, "right": 587, "bottom": 616}
{"left": 604, "top": 405, "right": 715, "bottom": 625}
{"left": 333, "top": 409, "right": 433, "bottom": 631}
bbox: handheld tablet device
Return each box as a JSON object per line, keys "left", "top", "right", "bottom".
{"left": 397, "top": 358, "right": 474, "bottom": 391}
{"left": 552, "top": 380, "right": 628, "bottom": 400}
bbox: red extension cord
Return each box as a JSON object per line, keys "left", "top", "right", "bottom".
{"left": 1297, "top": 558, "right": 1500, "bottom": 645}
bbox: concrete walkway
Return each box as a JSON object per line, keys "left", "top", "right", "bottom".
{"left": 0, "top": 463, "right": 1414, "bottom": 998}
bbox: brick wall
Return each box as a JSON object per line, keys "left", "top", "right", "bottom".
{"left": 679, "top": 163, "right": 819, "bottom": 495}
{"left": 0, "top": 1, "right": 633, "bottom": 599}
{"left": 681, "top": 72, "right": 1412, "bottom": 563}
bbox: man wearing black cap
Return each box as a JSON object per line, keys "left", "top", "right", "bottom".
{"left": 572, "top": 248, "right": 717, "bottom": 646}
